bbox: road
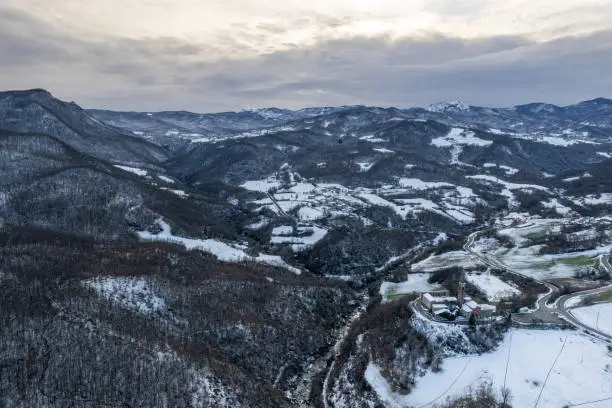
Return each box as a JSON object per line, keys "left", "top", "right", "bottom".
{"left": 464, "top": 232, "right": 612, "bottom": 341}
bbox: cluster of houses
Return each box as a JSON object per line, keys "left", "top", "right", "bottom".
{"left": 420, "top": 289, "right": 497, "bottom": 321}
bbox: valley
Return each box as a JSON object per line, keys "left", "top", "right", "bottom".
{"left": 1, "top": 89, "right": 612, "bottom": 407}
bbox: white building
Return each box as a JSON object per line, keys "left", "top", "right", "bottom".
{"left": 421, "top": 293, "right": 458, "bottom": 311}
{"left": 461, "top": 300, "right": 497, "bottom": 319}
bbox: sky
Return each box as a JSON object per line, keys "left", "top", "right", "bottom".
{"left": 1, "top": 0, "right": 611, "bottom": 112}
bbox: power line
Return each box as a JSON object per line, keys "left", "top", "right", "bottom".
{"left": 568, "top": 396, "right": 612, "bottom": 406}
{"left": 533, "top": 336, "right": 568, "bottom": 408}
{"left": 503, "top": 330, "right": 513, "bottom": 390}
{"left": 418, "top": 358, "right": 472, "bottom": 408}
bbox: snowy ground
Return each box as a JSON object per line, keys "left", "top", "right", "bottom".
{"left": 431, "top": 127, "right": 493, "bottom": 147}
{"left": 494, "top": 217, "right": 611, "bottom": 279}
{"left": 379, "top": 273, "right": 440, "bottom": 299}
{"left": 465, "top": 272, "right": 520, "bottom": 301}
{"left": 84, "top": 277, "right": 168, "bottom": 316}
{"left": 240, "top": 166, "right": 483, "bottom": 226}
{"left": 158, "top": 175, "right": 175, "bottom": 184}
{"left": 466, "top": 175, "right": 549, "bottom": 205}
{"left": 139, "top": 219, "right": 302, "bottom": 274}
{"left": 411, "top": 251, "right": 484, "bottom": 273}
{"left": 541, "top": 198, "right": 573, "bottom": 215}
{"left": 367, "top": 329, "right": 612, "bottom": 408}
{"left": 270, "top": 224, "right": 328, "bottom": 251}
{"left": 570, "top": 303, "right": 612, "bottom": 337}
{"left": 113, "top": 165, "right": 148, "bottom": 177}
{"left": 573, "top": 193, "right": 612, "bottom": 206}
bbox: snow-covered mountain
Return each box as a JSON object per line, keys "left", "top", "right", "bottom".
{"left": 2, "top": 89, "right": 612, "bottom": 408}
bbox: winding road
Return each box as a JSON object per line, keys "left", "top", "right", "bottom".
{"left": 464, "top": 232, "right": 612, "bottom": 342}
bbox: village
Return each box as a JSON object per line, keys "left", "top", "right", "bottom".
{"left": 417, "top": 281, "right": 498, "bottom": 323}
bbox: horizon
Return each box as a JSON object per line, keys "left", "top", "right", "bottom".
{"left": 4, "top": 87, "right": 612, "bottom": 114}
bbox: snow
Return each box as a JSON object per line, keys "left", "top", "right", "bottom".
{"left": 431, "top": 127, "right": 493, "bottom": 147}
{"left": 272, "top": 225, "right": 293, "bottom": 235}
{"left": 356, "top": 161, "right": 375, "bottom": 172}
{"left": 466, "top": 174, "right": 549, "bottom": 202}
{"left": 298, "top": 206, "right": 325, "bottom": 221}
{"left": 359, "top": 134, "right": 387, "bottom": 143}
{"left": 161, "top": 188, "right": 188, "bottom": 197}
{"left": 240, "top": 178, "right": 281, "bottom": 193}
{"left": 494, "top": 218, "right": 612, "bottom": 279}
{"left": 373, "top": 147, "right": 395, "bottom": 154}
{"left": 582, "top": 193, "right": 612, "bottom": 205}
{"left": 499, "top": 165, "right": 519, "bottom": 176}
{"left": 405, "top": 330, "right": 612, "bottom": 408}
{"left": 433, "top": 233, "right": 448, "bottom": 245}
{"left": 570, "top": 303, "right": 612, "bottom": 337}
{"left": 84, "top": 277, "right": 167, "bottom": 315}
{"left": 244, "top": 175, "right": 479, "bottom": 227}
{"left": 379, "top": 273, "right": 440, "bottom": 298}
{"left": 426, "top": 100, "right": 470, "bottom": 112}
{"left": 563, "top": 172, "right": 592, "bottom": 183}
{"left": 246, "top": 217, "right": 269, "bottom": 230}
{"left": 465, "top": 272, "right": 520, "bottom": 301}
{"left": 139, "top": 219, "right": 301, "bottom": 274}
{"left": 411, "top": 251, "right": 484, "bottom": 272}
{"left": 539, "top": 136, "right": 599, "bottom": 147}
{"left": 113, "top": 165, "right": 148, "bottom": 177}
{"left": 270, "top": 225, "right": 328, "bottom": 251}
{"left": 541, "top": 198, "right": 573, "bottom": 215}
{"left": 398, "top": 178, "right": 454, "bottom": 190}
{"left": 274, "top": 144, "right": 300, "bottom": 153}
{"left": 158, "top": 175, "right": 175, "bottom": 184}
{"left": 359, "top": 193, "right": 408, "bottom": 218}
{"left": 365, "top": 363, "right": 405, "bottom": 408}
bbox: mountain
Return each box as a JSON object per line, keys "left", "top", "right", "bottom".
{"left": 2, "top": 89, "right": 612, "bottom": 407}
{"left": 0, "top": 89, "right": 168, "bottom": 164}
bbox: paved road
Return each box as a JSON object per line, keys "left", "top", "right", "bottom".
{"left": 464, "top": 232, "right": 612, "bottom": 341}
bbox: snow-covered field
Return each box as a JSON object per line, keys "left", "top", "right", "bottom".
{"left": 379, "top": 273, "right": 440, "bottom": 299}
{"left": 411, "top": 251, "right": 484, "bottom": 273}
{"left": 241, "top": 168, "right": 482, "bottom": 226}
{"left": 270, "top": 224, "right": 328, "bottom": 251}
{"left": 574, "top": 193, "right": 612, "bottom": 206}
{"left": 113, "top": 165, "right": 148, "bottom": 177}
{"left": 541, "top": 198, "right": 573, "bottom": 215}
{"left": 465, "top": 272, "right": 520, "bottom": 301}
{"left": 138, "top": 219, "right": 302, "bottom": 274}
{"left": 466, "top": 175, "right": 549, "bottom": 204}
{"left": 493, "top": 217, "right": 611, "bottom": 279}
{"left": 570, "top": 303, "right": 612, "bottom": 337}
{"left": 431, "top": 127, "right": 493, "bottom": 147}
{"left": 367, "top": 329, "right": 612, "bottom": 408}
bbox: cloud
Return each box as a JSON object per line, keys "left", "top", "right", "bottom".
{"left": 0, "top": 6, "right": 611, "bottom": 111}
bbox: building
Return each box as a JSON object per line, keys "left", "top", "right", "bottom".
{"left": 421, "top": 293, "right": 458, "bottom": 311}
{"left": 461, "top": 300, "right": 497, "bottom": 319}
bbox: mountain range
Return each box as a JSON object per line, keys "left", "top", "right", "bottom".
{"left": 1, "top": 88, "right": 611, "bottom": 407}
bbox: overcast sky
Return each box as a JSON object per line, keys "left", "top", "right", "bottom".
{"left": 1, "top": 0, "right": 611, "bottom": 111}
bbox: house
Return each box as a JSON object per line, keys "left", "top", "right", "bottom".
{"left": 421, "top": 293, "right": 458, "bottom": 311}
{"left": 460, "top": 300, "right": 497, "bottom": 319}
{"left": 422, "top": 293, "right": 436, "bottom": 310}
{"left": 479, "top": 304, "right": 497, "bottom": 318}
